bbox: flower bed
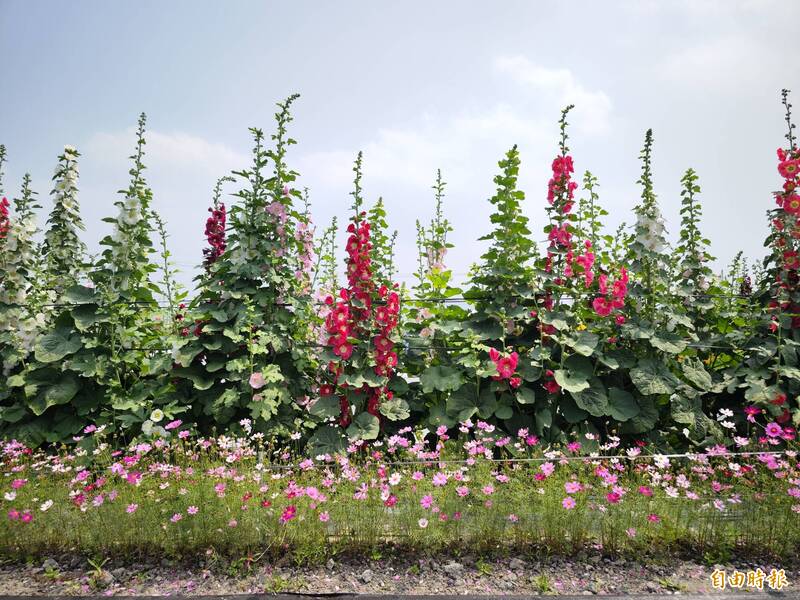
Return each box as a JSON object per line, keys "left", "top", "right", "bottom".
{"left": 2, "top": 424, "right": 799, "bottom": 561}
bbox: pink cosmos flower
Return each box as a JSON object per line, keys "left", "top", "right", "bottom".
{"left": 420, "top": 495, "right": 434, "bottom": 509}
{"left": 562, "top": 497, "right": 576, "bottom": 510}
{"left": 456, "top": 486, "right": 469, "bottom": 497}
{"left": 411, "top": 471, "right": 424, "bottom": 481}
{"left": 418, "top": 518, "right": 429, "bottom": 528}
{"left": 280, "top": 505, "right": 297, "bottom": 524}
{"left": 20, "top": 511, "right": 32, "bottom": 524}
{"left": 638, "top": 486, "right": 653, "bottom": 497}
{"left": 432, "top": 472, "right": 448, "bottom": 487}
{"left": 606, "top": 492, "right": 621, "bottom": 504}
{"left": 626, "top": 527, "right": 637, "bottom": 538}
{"left": 647, "top": 513, "right": 661, "bottom": 523}
{"left": 126, "top": 504, "right": 138, "bottom": 514}
{"left": 170, "top": 513, "right": 183, "bottom": 523}
{"left": 540, "top": 462, "right": 555, "bottom": 477}
{"left": 565, "top": 481, "right": 582, "bottom": 494}
{"left": 165, "top": 419, "right": 182, "bottom": 430}
{"left": 319, "top": 511, "right": 330, "bottom": 523}
{"left": 187, "top": 506, "right": 199, "bottom": 515}
{"left": 7, "top": 509, "right": 19, "bottom": 521}
{"left": 765, "top": 422, "right": 783, "bottom": 437}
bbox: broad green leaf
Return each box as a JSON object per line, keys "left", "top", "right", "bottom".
{"left": 608, "top": 387, "right": 640, "bottom": 421}
{"left": 630, "top": 358, "right": 679, "bottom": 396}
{"left": 420, "top": 365, "right": 464, "bottom": 393}
{"left": 515, "top": 386, "right": 537, "bottom": 404}
{"left": 308, "top": 425, "right": 347, "bottom": 455}
{"left": 567, "top": 331, "right": 599, "bottom": 357}
{"left": 63, "top": 285, "right": 98, "bottom": 304}
{"left": 650, "top": 332, "right": 688, "bottom": 354}
{"left": 681, "top": 358, "right": 713, "bottom": 391}
{"left": 620, "top": 396, "right": 659, "bottom": 434}
{"left": 28, "top": 374, "right": 79, "bottom": 416}
{"left": 560, "top": 395, "right": 589, "bottom": 423}
{"left": 554, "top": 355, "right": 593, "bottom": 393}
{"left": 309, "top": 395, "right": 341, "bottom": 419}
{"left": 35, "top": 329, "right": 82, "bottom": 363}
{"left": 379, "top": 398, "right": 410, "bottom": 421}
{"left": 572, "top": 377, "right": 608, "bottom": 417}
{"left": 447, "top": 384, "right": 497, "bottom": 421}
{"left": 346, "top": 412, "right": 380, "bottom": 440}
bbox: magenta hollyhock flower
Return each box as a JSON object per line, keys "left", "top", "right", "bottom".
{"left": 562, "top": 497, "right": 576, "bottom": 510}
{"left": 765, "top": 422, "right": 783, "bottom": 437}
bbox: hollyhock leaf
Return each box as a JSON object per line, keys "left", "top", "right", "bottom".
{"left": 346, "top": 412, "right": 380, "bottom": 440}
{"left": 427, "top": 401, "right": 457, "bottom": 428}
{"left": 777, "top": 365, "right": 800, "bottom": 381}
{"left": 28, "top": 373, "right": 79, "bottom": 416}
{"left": 630, "top": 358, "right": 679, "bottom": 396}
{"left": 380, "top": 398, "right": 410, "bottom": 421}
{"left": 540, "top": 311, "right": 569, "bottom": 330}
{"left": 174, "top": 343, "right": 204, "bottom": 368}
{"left": 515, "top": 386, "right": 537, "bottom": 404}
{"left": 0, "top": 403, "right": 27, "bottom": 424}
{"left": 567, "top": 331, "right": 599, "bottom": 356}
{"left": 650, "top": 332, "right": 687, "bottom": 354}
{"left": 6, "top": 374, "right": 25, "bottom": 388}
{"left": 63, "top": 284, "right": 99, "bottom": 304}
{"left": 619, "top": 396, "right": 659, "bottom": 434}
{"left": 34, "top": 329, "right": 82, "bottom": 363}
{"left": 559, "top": 395, "right": 589, "bottom": 423}
{"left": 621, "top": 321, "right": 654, "bottom": 340}
{"left": 309, "top": 425, "right": 347, "bottom": 456}
{"left": 71, "top": 304, "right": 103, "bottom": 331}
{"left": 516, "top": 359, "right": 542, "bottom": 381}
{"left": 608, "top": 388, "right": 640, "bottom": 421}
{"left": 388, "top": 376, "right": 410, "bottom": 395}
{"left": 670, "top": 394, "right": 708, "bottom": 438}
{"left": 309, "top": 396, "right": 341, "bottom": 419}
{"left": 572, "top": 377, "right": 609, "bottom": 417}
{"left": 173, "top": 365, "right": 216, "bottom": 391}
{"left": 681, "top": 358, "right": 713, "bottom": 391}
{"left": 535, "top": 407, "right": 552, "bottom": 429}
{"left": 467, "top": 318, "right": 504, "bottom": 340}
{"left": 554, "top": 355, "right": 592, "bottom": 393}
{"left": 603, "top": 349, "right": 637, "bottom": 369}
{"left": 447, "top": 384, "right": 496, "bottom": 421}
{"left": 420, "top": 366, "right": 464, "bottom": 393}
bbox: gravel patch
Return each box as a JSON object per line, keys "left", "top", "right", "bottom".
{"left": 0, "top": 551, "right": 796, "bottom": 596}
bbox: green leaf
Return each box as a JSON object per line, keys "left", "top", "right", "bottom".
{"left": 63, "top": 285, "right": 98, "bottom": 304}
{"left": 420, "top": 365, "right": 463, "bottom": 393}
{"left": 681, "top": 358, "right": 713, "bottom": 391}
{"left": 309, "top": 395, "right": 341, "bottom": 419}
{"left": 447, "top": 384, "right": 496, "bottom": 421}
{"left": 28, "top": 373, "right": 79, "bottom": 416}
{"left": 346, "top": 412, "right": 380, "bottom": 440}
{"left": 34, "top": 329, "right": 82, "bottom": 363}
{"left": 670, "top": 394, "right": 708, "bottom": 439}
{"left": 379, "top": 398, "right": 410, "bottom": 421}
{"left": 71, "top": 305, "right": 102, "bottom": 331}
{"left": 571, "top": 377, "right": 608, "bottom": 417}
{"left": 619, "top": 396, "right": 660, "bottom": 434}
{"left": 174, "top": 343, "right": 204, "bottom": 368}
{"left": 515, "top": 386, "right": 537, "bottom": 404}
{"left": 567, "top": 331, "right": 599, "bottom": 357}
{"left": 608, "top": 388, "right": 640, "bottom": 421}
{"left": 560, "top": 394, "right": 589, "bottom": 423}
{"left": 535, "top": 407, "right": 552, "bottom": 429}
{"left": 308, "top": 425, "right": 347, "bottom": 455}
{"left": 554, "top": 355, "right": 593, "bottom": 393}
{"left": 650, "top": 332, "right": 688, "bottom": 354}
{"left": 630, "top": 358, "right": 679, "bottom": 396}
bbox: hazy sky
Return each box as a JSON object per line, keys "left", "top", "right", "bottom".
{"left": 1, "top": 0, "right": 797, "bottom": 289}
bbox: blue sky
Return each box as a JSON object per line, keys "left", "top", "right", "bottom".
{"left": 0, "top": 0, "right": 797, "bottom": 287}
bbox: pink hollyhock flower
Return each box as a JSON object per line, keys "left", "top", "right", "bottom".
{"left": 562, "top": 496, "right": 576, "bottom": 510}
{"left": 249, "top": 372, "right": 266, "bottom": 389}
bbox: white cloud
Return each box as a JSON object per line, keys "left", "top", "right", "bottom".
{"left": 494, "top": 56, "right": 612, "bottom": 134}
{"left": 86, "top": 128, "right": 247, "bottom": 174}
{"left": 659, "top": 36, "right": 767, "bottom": 88}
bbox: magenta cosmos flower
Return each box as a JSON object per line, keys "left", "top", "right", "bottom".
{"left": 765, "top": 422, "right": 784, "bottom": 437}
